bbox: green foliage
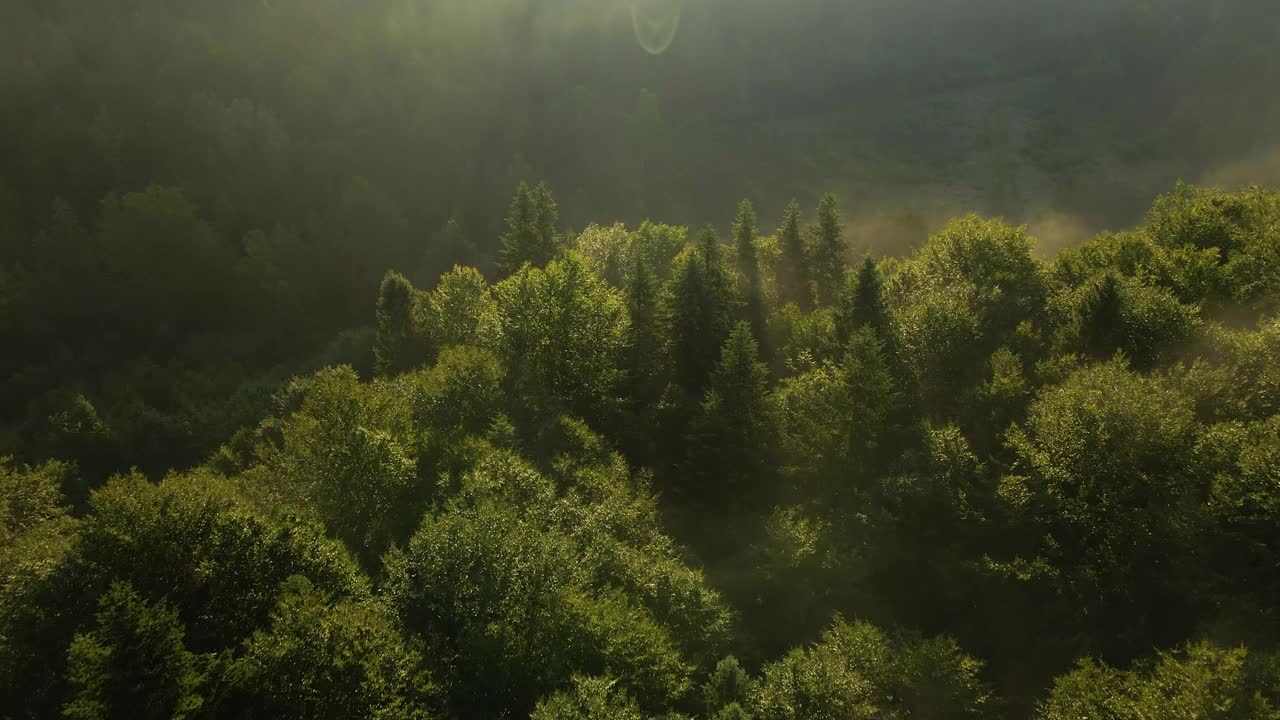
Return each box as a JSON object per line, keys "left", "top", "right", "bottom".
{"left": 374, "top": 271, "right": 418, "bottom": 377}
{"left": 0, "top": 457, "right": 73, "bottom": 546}
{"left": 412, "top": 345, "right": 505, "bottom": 438}
{"left": 62, "top": 582, "right": 204, "bottom": 720}
{"left": 1039, "top": 642, "right": 1280, "bottom": 720}
{"left": 6, "top": 112, "right": 1280, "bottom": 720}
{"left": 251, "top": 366, "right": 417, "bottom": 557}
{"left": 836, "top": 257, "right": 890, "bottom": 346}
{"left": 1052, "top": 270, "right": 1201, "bottom": 369}
{"left": 531, "top": 675, "right": 647, "bottom": 720}
{"left": 772, "top": 327, "right": 897, "bottom": 488}
{"left": 0, "top": 460, "right": 82, "bottom": 715}
{"left": 810, "top": 193, "right": 847, "bottom": 307}
{"left": 662, "top": 233, "right": 739, "bottom": 395}
{"left": 499, "top": 182, "right": 562, "bottom": 276}
{"left": 624, "top": 256, "right": 664, "bottom": 404}
{"left": 416, "top": 265, "right": 500, "bottom": 359}
{"left": 221, "top": 576, "right": 437, "bottom": 719}
{"left": 686, "top": 323, "right": 775, "bottom": 507}
{"left": 703, "top": 656, "right": 753, "bottom": 714}
{"left": 995, "top": 358, "right": 1205, "bottom": 659}
{"left": 733, "top": 200, "right": 766, "bottom": 333}
{"left": 777, "top": 200, "right": 813, "bottom": 309}
{"left": 5, "top": 3, "right": 1280, "bottom": 716}
{"left": 631, "top": 222, "right": 689, "bottom": 282}
{"left": 888, "top": 215, "right": 1046, "bottom": 412}
{"left": 768, "top": 304, "right": 841, "bottom": 374}
{"left": 495, "top": 253, "right": 628, "bottom": 422}
{"left": 750, "top": 617, "right": 992, "bottom": 720}
{"left": 78, "top": 470, "right": 368, "bottom": 653}
{"left": 576, "top": 223, "right": 635, "bottom": 286}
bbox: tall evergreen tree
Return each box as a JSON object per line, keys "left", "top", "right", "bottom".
{"left": 733, "top": 200, "right": 768, "bottom": 347}
{"left": 624, "top": 256, "right": 662, "bottom": 407}
{"left": 698, "top": 223, "right": 724, "bottom": 274}
{"left": 499, "top": 182, "right": 560, "bottom": 276}
{"left": 810, "top": 193, "right": 848, "bottom": 306}
{"left": 663, "top": 228, "right": 737, "bottom": 396}
{"left": 532, "top": 181, "right": 561, "bottom": 260}
{"left": 733, "top": 200, "right": 759, "bottom": 285}
{"left": 836, "top": 256, "right": 890, "bottom": 346}
{"left": 686, "top": 322, "right": 774, "bottom": 508}
{"left": 373, "top": 270, "right": 417, "bottom": 377}
{"left": 499, "top": 182, "right": 537, "bottom": 276}
{"left": 777, "top": 200, "right": 812, "bottom": 309}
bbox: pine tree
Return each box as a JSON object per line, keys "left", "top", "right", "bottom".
{"left": 836, "top": 256, "right": 889, "bottom": 346}
{"left": 532, "top": 181, "right": 561, "bottom": 264}
{"left": 777, "top": 200, "right": 812, "bottom": 309}
{"left": 698, "top": 223, "right": 723, "bottom": 274}
{"left": 498, "top": 182, "right": 561, "bottom": 275}
{"left": 810, "top": 192, "right": 848, "bottom": 306}
{"left": 499, "top": 182, "right": 537, "bottom": 276}
{"left": 373, "top": 270, "right": 416, "bottom": 377}
{"left": 686, "top": 322, "right": 774, "bottom": 508}
{"left": 663, "top": 228, "right": 737, "bottom": 396}
{"left": 733, "top": 200, "right": 768, "bottom": 347}
{"left": 624, "top": 256, "right": 662, "bottom": 406}
{"left": 733, "top": 200, "right": 759, "bottom": 285}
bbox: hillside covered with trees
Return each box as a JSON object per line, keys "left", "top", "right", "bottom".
{"left": 6, "top": 181, "right": 1280, "bottom": 718}
{"left": 4, "top": 1, "right": 1280, "bottom": 719}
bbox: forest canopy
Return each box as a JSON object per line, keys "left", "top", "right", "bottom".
{"left": 3, "top": 1, "right": 1280, "bottom": 719}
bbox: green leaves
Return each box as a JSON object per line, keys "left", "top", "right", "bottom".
{"left": 221, "top": 576, "right": 438, "bottom": 720}
{"left": 63, "top": 582, "right": 204, "bottom": 720}
{"left": 751, "top": 618, "right": 993, "bottom": 720}
{"left": 375, "top": 271, "right": 418, "bottom": 377}
{"left": 495, "top": 253, "right": 629, "bottom": 422}
{"left": 1039, "top": 642, "right": 1280, "bottom": 720}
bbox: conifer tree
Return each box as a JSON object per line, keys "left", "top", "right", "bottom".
{"left": 624, "top": 256, "right": 662, "bottom": 406}
{"left": 499, "top": 182, "right": 536, "bottom": 276}
{"left": 499, "top": 182, "right": 561, "bottom": 275}
{"left": 532, "top": 181, "right": 560, "bottom": 260}
{"left": 663, "top": 228, "right": 737, "bottom": 396}
{"left": 836, "top": 256, "right": 890, "bottom": 346}
{"left": 777, "top": 200, "right": 812, "bottom": 309}
{"left": 733, "top": 200, "right": 768, "bottom": 346}
{"left": 810, "top": 193, "right": 848, "bottom": 306}
{"left": 687, "top": 322, "right": 774, "bottom": 507}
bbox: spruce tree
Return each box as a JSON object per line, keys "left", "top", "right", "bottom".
{"left": 810, "top": 192, "right": 848, "bottom": 306}
{"left": 663, "top": 228, "right": 737, "bottom": 396}
{"left": 732, "top": 200, "right": 768, "bottom": 346}
{"left": 624, "top": 256, "right": 662, "bottom": 406}
{"left": 687, "top": 322, "right": 774, "bottom": 508}
{"left": 777, "top": 199, "right": 812, "bottom": 309}
{"left": 532, "top": 181, "right": 561, "bottom": 264}
{"left": 498, "top": 182, "right": 561, "bottom": 275}
{"left": 836, "top": 256, "right": 889, "bottom": 346}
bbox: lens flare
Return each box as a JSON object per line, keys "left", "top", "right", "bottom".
{"left": 630, "top": 0, "right": 682, "bottom": 55}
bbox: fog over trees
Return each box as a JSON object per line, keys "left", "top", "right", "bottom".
{"left": 3, "top": 1, "right": 1280, "bottom": 718}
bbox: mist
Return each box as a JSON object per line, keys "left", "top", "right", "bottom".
{"left": 4, "top": 0, "right": 1278, "bottom": 253}
{"left": 6, "top": 3, "right": 1280, "bottom": 718}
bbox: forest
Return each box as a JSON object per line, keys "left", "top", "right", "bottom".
{"left": 4, "top": 1, "right": 1280, "bottom": 719}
